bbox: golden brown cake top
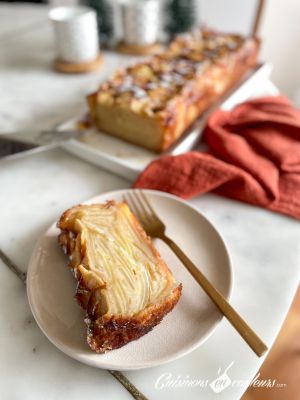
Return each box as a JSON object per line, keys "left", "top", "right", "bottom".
{"left": 95, "top": 30, "right": 250, "bottom": 117}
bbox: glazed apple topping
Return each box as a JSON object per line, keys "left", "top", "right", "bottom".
{"left": 95, "top": 29, "right": 249, "bottom": 116}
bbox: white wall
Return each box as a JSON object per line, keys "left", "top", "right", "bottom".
{"left": 258, "top": 0, "right": 300, "bottom": 103}
{"left": 199, "top": 0, "right": 258, "bottom": 35}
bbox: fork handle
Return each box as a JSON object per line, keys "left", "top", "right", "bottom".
{"left": 162, "top": 234, "right": 268, "bottom": 357}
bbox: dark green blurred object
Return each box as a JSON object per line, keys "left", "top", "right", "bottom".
{"left": 86, "top": 0, "right": 113, "bottom": 43}
{"left": 167, "top": 0, "right": 198, "bottom": 37}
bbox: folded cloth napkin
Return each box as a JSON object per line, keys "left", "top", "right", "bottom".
{"left": 134, "top": 96, "right": 300, "bottom": 220}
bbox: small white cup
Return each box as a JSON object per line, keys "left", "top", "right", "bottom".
{"left": 120, "top": 0, "right": 162, "bottom": 45}
{"left": 49, "top": 6, "right": 99, "bottom": 64}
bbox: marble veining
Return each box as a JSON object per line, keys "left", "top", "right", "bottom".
{"left": 0, "top": 4, "right": 299, "bottom": 400}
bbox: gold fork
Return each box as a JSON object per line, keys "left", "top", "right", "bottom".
{"left": 124, "top": 190, "right": 268, "bottom": 357}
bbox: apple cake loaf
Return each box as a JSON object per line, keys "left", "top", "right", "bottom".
{"left": 87, "top": 29, "right": 259, "bottom": 152}
{"left": 58, "top": 201, "right": 182, "bottom": 353}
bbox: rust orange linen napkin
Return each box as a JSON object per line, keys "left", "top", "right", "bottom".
{"left": 133, "top": 96, "right": 300, "bottom": 220}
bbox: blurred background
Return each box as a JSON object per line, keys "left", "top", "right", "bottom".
{"left": 1, "top": 0, "right": 299, "bottom": 103}
{"left": 1, "top": 1, "right": 300, "bottom": 399}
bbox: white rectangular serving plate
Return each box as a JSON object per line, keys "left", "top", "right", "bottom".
{"left": 60, "top": 63, "right": 277, "bottom": 181}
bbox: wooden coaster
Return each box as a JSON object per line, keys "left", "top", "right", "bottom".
{"left": 54, "top": 54, "right": 103, "bottom": 74}
{"left": 116, "top": 42, "right": 162, "bottom": 55}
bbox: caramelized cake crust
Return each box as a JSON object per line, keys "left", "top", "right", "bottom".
{"left": 58, "top": 201, "right": 181, "bottom": 352}
{"left": 88, "top": 29, "right": 259, "bottom": 152}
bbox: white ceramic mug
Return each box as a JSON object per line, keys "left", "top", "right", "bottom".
{"left": 120, "top": 0, "right": 162, "bottom": 45}
{"left": 49, "top": 6, "right": 99, "bottom": 63}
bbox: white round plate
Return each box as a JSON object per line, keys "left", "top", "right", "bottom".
{"left": 27, "top": 189, "right": 232, "bottom": 370}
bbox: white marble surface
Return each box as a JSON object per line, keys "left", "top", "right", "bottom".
{"left": 0, "top": 4, "right": 47, "bottom": 39}
{"left": 0, "top": 4, "right": 300, "bottom": 400}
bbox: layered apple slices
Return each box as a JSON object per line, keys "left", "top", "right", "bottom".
{"left": 58, "top": 200, "right": 181, "bottom": 353}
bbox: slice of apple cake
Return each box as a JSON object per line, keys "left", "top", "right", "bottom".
{"left": 58, "top": 201, "right": 182, "bottom": 353}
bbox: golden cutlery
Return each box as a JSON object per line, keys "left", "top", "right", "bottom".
{"left": 124, "top": 190, "right": 268, "bottom": 357}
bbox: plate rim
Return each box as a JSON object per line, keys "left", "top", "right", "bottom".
{"left": 27, "top": 189, "right": 233, "bottom": 370}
